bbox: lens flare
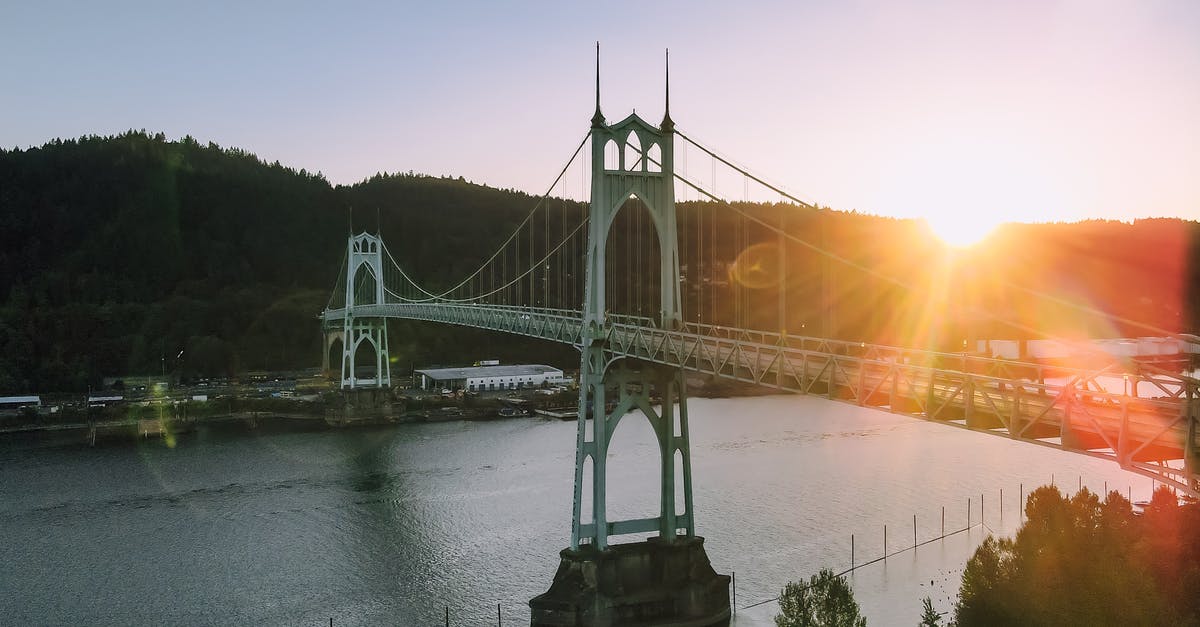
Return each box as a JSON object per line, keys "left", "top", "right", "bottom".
{"left": 729, "top": 242, "right": 782, "bottom": 290}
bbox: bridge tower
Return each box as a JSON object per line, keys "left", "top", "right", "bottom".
{"left": 531, "top": 49, "right": 730, "bottom": 627}
{"left": 336, "top": 232, "right": 391, "bottom": 389}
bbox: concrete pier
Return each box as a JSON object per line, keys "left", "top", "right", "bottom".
{"left": 529, "top": 536, "right": 730, "bottom": 627}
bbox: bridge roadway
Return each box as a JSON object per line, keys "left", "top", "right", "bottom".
{"left": 323, "top": 303, "right": 1200, "bottom": 496}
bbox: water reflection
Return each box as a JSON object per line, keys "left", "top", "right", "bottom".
{"left": 0, "top": 396, "right": 1159, "bottom": 625}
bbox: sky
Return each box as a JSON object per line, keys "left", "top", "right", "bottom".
{"left": 3, "top": 1, "right": 1198, "bottom": 234}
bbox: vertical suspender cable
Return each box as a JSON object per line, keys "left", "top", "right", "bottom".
{"left": 529, "top": 210, "right": 534, "bottom": 308}
{"left": 710, "top": 200, "right": 716, "bottom": 325}
{"left": 696, "top": 191, "right": 701, "bottom": 324}
{"left": 637, "top": 198, "right": 643, "bottom": 317}
{"left": 780, "top": 202, "right": 786, "bottom": 334}
{"left": 681, "top": 184, "right": 688, "bottom": 322}
{"left": 733, "top": 199, "right": 739, "bottom": 329}
{"left": 559, "top": 192, "right": 565, "bottom": 309}
{"left": 631, "top": 200, "right": 636, "bottom": 315}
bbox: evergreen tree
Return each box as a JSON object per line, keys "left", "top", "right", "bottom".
{"left": 918, "top": 597, "right": 941, "bottom": 626}
{"left": 776, "top": 568, "right": 867, "bottom": 627}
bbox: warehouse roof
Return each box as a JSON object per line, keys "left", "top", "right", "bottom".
{"left": 415, "top": 364, "right": 562, "bottom": 380}
{"left": 0, "top": 396, "right": 40, "bottom": 405}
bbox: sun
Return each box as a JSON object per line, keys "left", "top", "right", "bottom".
{"left": 924, "top": 215, "right": 999, "bottom": 248}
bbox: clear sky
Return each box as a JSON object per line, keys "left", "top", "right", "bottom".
{"left": 3, "top": 1, "right": 1198, "bottom": 232}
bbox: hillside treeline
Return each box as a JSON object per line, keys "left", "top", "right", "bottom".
{"left": 0, "top": 132, "right": 1196, "bottom": 393}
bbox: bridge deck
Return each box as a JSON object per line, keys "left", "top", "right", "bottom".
{"left": 323, "top": 304, "right": 1199, "bottom": 496}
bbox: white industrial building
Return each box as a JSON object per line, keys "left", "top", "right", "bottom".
{"left": 414, "top": 364, "right": 568, "bottom": 392}
{"left": 0, "top": 396, "right": 40, "bottom": 411}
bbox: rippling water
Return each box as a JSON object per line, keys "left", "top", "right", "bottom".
{"left": 0, "top": 395, "right": 1157, "bottom": 626}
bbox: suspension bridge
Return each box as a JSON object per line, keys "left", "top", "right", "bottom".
{"left": 320, "top": 51, "right": 1199, "bottom": 625}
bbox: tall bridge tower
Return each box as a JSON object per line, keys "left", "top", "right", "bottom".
{"left": 331, "top": 232, "right": 391, "bottom": 389}
{"left": 531, "top": 49, "right": 730, "bottom": 627}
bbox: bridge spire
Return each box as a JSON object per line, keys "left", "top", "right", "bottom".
{"left": 661, "top": 48, "right": 674, "bottom": 132}
{"left": 591, "top": 42, "right": 605, "bottom": 128}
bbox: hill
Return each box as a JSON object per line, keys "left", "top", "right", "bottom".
{"left": 0, "top": 132, "right": 572, "bottom": 392}
{"left": 0, "top": 132, "right": 1196, "bottom": 393}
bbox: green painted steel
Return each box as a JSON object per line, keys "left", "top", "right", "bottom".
{"left": 330, "top": 233, "right": 391, "bottom": 389}
{"left": 570, "top": 84, "right": 694, "bottom": 549}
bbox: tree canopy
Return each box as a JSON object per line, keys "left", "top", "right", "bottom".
{"left": 954, "top": 485, "right": 1199, "bottom": 626}
{"left": 776, "top": 567, "right": 867, "bottom": 627}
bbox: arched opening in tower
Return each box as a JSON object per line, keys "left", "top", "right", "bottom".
{"left": 352, "top": 338, "right": 379, "bottom": 382}
{"left": 352, "top": 264, "right": 378, "bottom": 307}
{"left": 605, "top": 194, "right": 662, "bottom": 322}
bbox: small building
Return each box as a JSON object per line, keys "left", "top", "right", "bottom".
{"left": 414, "top": 364, "right": 567, "bottom": 392}
{"left": 0, "top": 396, "right": 41, "bottom": 412}
{"left": 87, "top": 395, "right": 125, "bottom": 408}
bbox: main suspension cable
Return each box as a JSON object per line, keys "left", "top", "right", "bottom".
{"left": 379, "top": 133, "right": 590, "bottom": 301}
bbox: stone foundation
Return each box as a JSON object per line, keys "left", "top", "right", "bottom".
{"left": 529, "top": 536, "right": 730, "bottom": 627}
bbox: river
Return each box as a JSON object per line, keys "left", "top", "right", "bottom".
{"left": 0, "top": 395, "right": 1157, "bottom": 626}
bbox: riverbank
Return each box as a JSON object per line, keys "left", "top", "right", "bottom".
{"left": 0, "top": 375, "right": 778, "bottom": 449}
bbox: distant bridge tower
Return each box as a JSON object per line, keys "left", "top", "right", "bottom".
{"left": 531, "top": 48, "right": 729, "bottom": 626}
{"left": 336, "top": 232, "right": 391, "bottom": 389}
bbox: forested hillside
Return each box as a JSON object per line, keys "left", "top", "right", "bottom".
{"left": 0, "top": 132, "right": 570, "bottom": 392}
{"left": 1, "top": 132, "right": 1197, "bottom": 393}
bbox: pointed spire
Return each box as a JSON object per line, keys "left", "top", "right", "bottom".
{"left": 661, "top": 49, "right": 674, "bottom": 132}
{"left": 591, "top": 42, "right": 605, "bottom": 128}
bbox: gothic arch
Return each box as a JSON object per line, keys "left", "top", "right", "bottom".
{"left": 624, "top": 131, "right": 642, "bottom": 172}
{"left": 351, "top": 262, "right": 378, "bottom": 306}
{"left": 604, "top": 139, "right": 619, "bottom": 170}
{"left": 604, "top": 194, "right": 662, "bottom": 318}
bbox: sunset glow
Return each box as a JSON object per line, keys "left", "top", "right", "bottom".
{"left": 2, "top": 3, "right": 1197, "bottom": 226}
{"left": 2, "top": 3, "right": 1199, "bottom": 626}
{"left": 924, "top": 216, "right": 999, "bottom": 249}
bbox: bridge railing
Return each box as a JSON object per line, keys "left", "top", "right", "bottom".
{"left": 320, "top": 301, "right": 1197, "bottom": 494}
{"left": 677, "top": 320, "right": 1198, "bottom": 397}
{"left": 599, "top": 318, "right": 1197, "bottom": 494}
{"left": 322, "top": 303, "right": 1198, "bottom": 401}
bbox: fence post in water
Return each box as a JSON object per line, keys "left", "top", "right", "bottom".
{"left": 981, "top": 492, "right": 984, "bottom": 524}
{"left": 913, "top": 514, "right": 917, "bottom": 550}
{"left": 498, "top": 603, "right": 501, "bottom": 626}
{"left": 445, "top": 605, "right": 449, "bottom": 627}
{"left": 968, "top": 498, "right": 971, "bottom": 527}
{"left": 883, "top": 525, "right": 887, "bottom": 560}
{"left": 851, "top": 534, "right": 855, "bottom": 568}
{"left": 1020, "top": 483, "right": 1024, "bottom": 521}
{"left": 1079, "top": 475, "right": 1082, "bottom": 493}
{"left": 1000, "top": 488, "right": 1003, "bottom": 521}
{"left": 732, "top": 571, "right": 736, "bottom": 615}
{"left": 941, "top": 506, "right": 945, "bottom": 537}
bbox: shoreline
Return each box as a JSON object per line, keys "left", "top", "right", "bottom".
{"left": 0, "top": 378, "right": 776, "bottom": 449}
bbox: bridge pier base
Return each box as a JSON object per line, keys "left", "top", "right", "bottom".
{"left": 529, "top": 536, "right": 730, "bottom": 627}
